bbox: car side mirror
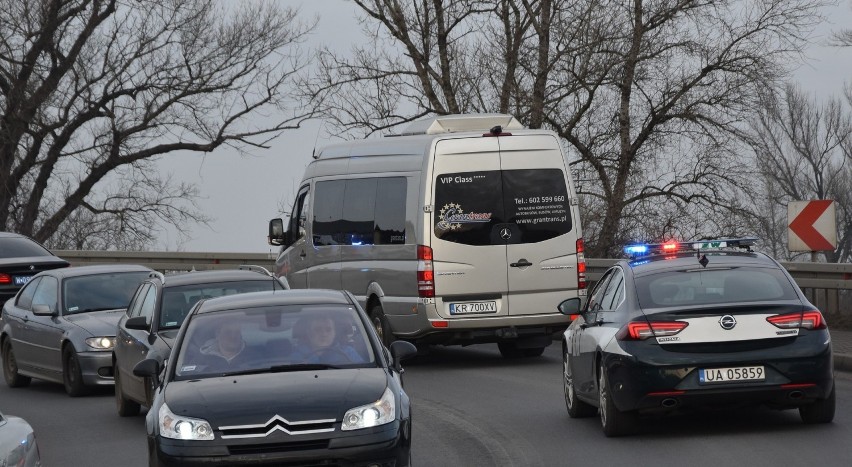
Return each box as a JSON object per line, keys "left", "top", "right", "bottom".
{"left": 125, "top": 315, "right": 149, "bottom": 331}
{"left": 133, "top": 358, "right": 160, "bottom": 379}
{"left": 32, "top": 304, "right": 55, "bottom": 317}
{"left": 558, "top": 298, "right": 581, "bottom": 320}
{"left": 268, "top": 218, "right": 286, "bottom": 246}
{"left": 389, "top": 340, "right": 417, "bottom": 373}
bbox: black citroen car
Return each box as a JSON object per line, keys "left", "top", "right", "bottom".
{"left": 560, "top": 238, "right": 834, "bottom": 436}
{"left": 0, "top": 232, "right": 69, "bottom": 304}
{"left": 134, "top": 289, "right": 416, "bottom": 466}
{"left": 114, "top": 267, "right": 288, "bottom": 416}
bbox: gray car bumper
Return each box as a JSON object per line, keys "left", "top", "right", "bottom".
{"left": 77, "top": 351, "right": 114, "bottom": 386}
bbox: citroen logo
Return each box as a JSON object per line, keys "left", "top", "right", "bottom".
{"left": 500, "top": 228, "right": 512, "bottom": 240}
{"left": 719, "top": 315, "right": 737, "bottom": 330}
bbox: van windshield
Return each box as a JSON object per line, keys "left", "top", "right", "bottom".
{"left": 433, "top": 169, "right": 572, "bottom": 246}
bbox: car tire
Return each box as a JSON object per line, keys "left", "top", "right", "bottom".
{"left": 599, "top": 361, "right": 637, "bottom": 437}
{"left": 498, "top": 342, "right": 545, "bottom": 358}
{"left": 563, "top": 349, "right": 595, "bottom": 418}
{"left": 63, "top": 346, "right": 90, "bottom": 397}
{"left": 2, "top": 338, "right": 32, "bottom": 388}
{"left": 799, "top": 382, "right": 835, "bottom": 424}
{"left": 115, "top": 366, "right": 141, "bottom": 417}
{"left": 370, "top": 304, "right": 394, "bottom": 348}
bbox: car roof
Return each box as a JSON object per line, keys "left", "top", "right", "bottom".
{"left": 0, "top": 231, "right": 26, "bottom": 239}
{"left": 161, "top": 269, "right": 276, "bottom": 288}
{"left": 195, "top": 289, "right": 351, "bottom": 315}
{"left": 41, "top": 264, "right": 152, "bottom": 278}
{"left": 626, "top": 250, "right": 780, "bottom": 276}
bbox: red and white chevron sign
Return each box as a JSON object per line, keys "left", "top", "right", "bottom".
{"left": 787, "top": 200, "right": 836, "bottom": 252}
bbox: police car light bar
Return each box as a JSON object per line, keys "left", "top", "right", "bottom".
{"left": 624, "top": 237, "right": 758, "bottom": 258}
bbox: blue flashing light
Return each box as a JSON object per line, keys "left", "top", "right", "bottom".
{"left": 624, "top": 245, "right": 648, "bottom": 256}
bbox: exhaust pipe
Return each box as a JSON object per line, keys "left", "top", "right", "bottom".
{"left": 788, "top": 390, "right": 804, "bottom": 400}
{"left": 661, "top": 398, "right": 679, "bottom": 408}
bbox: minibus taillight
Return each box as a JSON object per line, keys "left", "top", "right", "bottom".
{"left": 577, "top": 238, "right": 586, "bottom": 289}
{"left": 417, "top": 245, "right": 435, "bottom": 298}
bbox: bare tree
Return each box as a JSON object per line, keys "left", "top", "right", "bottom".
{"left": 305, "top": 0, "right": 828, "bottom": 257}
{"left": 0, "top": 0, "right": 316, "bottom": 247}
{"left": 744, "top": 83, "right": 852, "bottom": 262}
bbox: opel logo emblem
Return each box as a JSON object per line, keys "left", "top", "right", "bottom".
{"left": 719, "top": 315, "right": 737, "bottom": 330}
{"left": 500, "top": 228, "right": 512, "bottom": 240}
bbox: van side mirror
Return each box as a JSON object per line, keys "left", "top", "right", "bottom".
{"left": 558, "top": 298, "right": 581, "bottom": 319}
{"left": 268, "top": 218, "right": 286, "bottom": 246}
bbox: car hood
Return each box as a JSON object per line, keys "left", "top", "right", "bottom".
{"left": 64, "top": 309, "right": 125, "bottom": 336}
{"left": 164, "top": 368, "right": 389, "bottom": 427}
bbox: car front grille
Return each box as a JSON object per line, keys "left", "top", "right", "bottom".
{"left": 219, "top": 415, "right": 336, "bottom": 439}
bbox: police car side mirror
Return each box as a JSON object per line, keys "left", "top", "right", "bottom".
{"left": 558, "top": 298, "right": 581, "bottom": 317}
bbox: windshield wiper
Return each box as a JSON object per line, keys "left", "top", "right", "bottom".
{"left": 220, "top": 363, "right": 340, "bottom": 377}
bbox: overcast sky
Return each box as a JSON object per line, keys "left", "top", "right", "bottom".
{"left": 156, "top": 0, "right": 852, "bottom": 254}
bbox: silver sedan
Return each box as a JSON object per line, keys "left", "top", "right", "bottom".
{"left": 1, "top": 264, "right": 151, "bottom": 396}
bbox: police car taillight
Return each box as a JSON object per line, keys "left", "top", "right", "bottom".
{"left": 617, "top": 321, "right": 688, "bottom": 340}
{"left": 766, "top": 311, "right": 826, "bottom": 330}
{"left": 577, "top": 238, "right": 586, "bottom": 289}
{"left": 417, "top": 245, "right": 435, "bottom": 298}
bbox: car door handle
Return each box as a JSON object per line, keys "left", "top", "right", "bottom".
{"left": 510, "top": 259, "right": 533, "bottom": 268}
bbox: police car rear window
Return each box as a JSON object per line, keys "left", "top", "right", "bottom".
{"left": 433, "top": 169, "right": 571, "bottom": 246}
{"left": 635, "top": 267, "right": 799, "bottom": 308}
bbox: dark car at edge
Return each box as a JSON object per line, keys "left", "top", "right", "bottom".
{"left": 0, "top": 232, "right": 69, "bottom": 304}
{"left": 560, "top": 238, "right": 834, "bottom": 436}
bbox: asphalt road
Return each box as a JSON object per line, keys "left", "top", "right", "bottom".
{"left": 2, "top": 344, "right": 851, "bottom": 466}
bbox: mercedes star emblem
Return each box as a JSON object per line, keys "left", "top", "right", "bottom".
{"left": 500, "top": 228, "right": 512, "bottom": 240}
{"left": 719, "top": 315, "right": 737, "bottom": 330}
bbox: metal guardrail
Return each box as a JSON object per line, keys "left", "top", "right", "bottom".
{"left": 55, "top": 251, "right": 850, "bottom": 314}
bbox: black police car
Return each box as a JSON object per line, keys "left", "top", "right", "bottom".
{"left": 560, "top": 238, "right": 835, "bottom": 436}
{"left": 134, "top": 289, "right": 416, "bottom": 466}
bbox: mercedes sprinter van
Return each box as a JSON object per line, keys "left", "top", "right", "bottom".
{"left": 268, "top": 114, "right": 586, "bottom": 357}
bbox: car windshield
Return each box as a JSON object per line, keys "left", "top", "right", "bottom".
{"left": 173, "top": 305, "right": 377, "bottom": 380}
{"left": 634, "top": 266, "right": 799, "bottom": 309}
{"left": 63, "top": 272, "right": 150, "bottom": 314}
{"left": 0, "top": 237, "right": 52, "bottom": 258}
{"left": 159, "top": 280, "right": 283, "bottom": 329}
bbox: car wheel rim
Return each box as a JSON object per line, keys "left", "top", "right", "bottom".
{"left": 563, "top": 356, "right": 575, "bottom": 409}
{"left": 67, "top": 354, "right": 78, "bottom": 384}
{"left": 3, "top": 344, "right": 16, "bottom": 375}
{"left": 599, "top": 370, "right": 607, "bottom": 427}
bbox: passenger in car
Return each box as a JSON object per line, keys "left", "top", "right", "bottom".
{"left": 193, "top": 320, "right": 262, "bottom": 372}
{"left": 290, "top": 315, "right": 363, "bottom": 364}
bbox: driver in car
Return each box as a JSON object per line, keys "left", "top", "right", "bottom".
{"left": 290, "top": 315, "right": 363, "bottom": 364}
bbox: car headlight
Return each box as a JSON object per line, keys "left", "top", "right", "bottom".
{"left": 159, "top": 403, "right": 214, "bottom": 440}
{"left": 341, "top": 387, "right": 395, "bottom": 431}
{"left": 84, "top": 336, "right": 115, "bottom": 350}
